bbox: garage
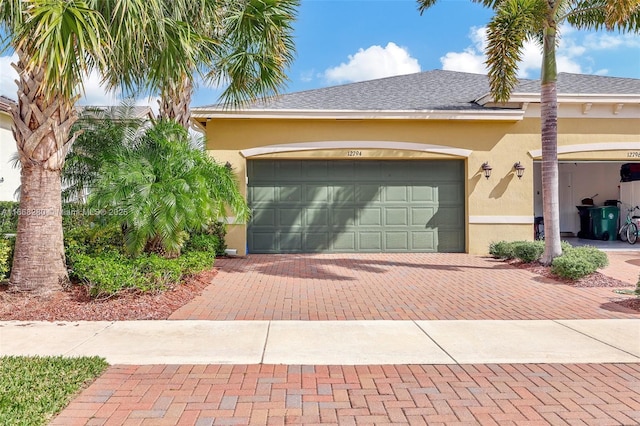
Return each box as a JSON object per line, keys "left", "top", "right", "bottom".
{"left": 247, "top": 159, "right": 465, "bottom": 253}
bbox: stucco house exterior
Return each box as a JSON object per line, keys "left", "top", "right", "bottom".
{"left": 0, "top": 96, "right": 19, "bottom": 201}
{"left": 194, "top": 70, "right": 639, "bottom": 255}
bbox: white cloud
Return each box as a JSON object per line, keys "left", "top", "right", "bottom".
{"left": 0, "top": 54, "right": 19, "bottom": 99}
{"left": 441, "top": 49, "right": 486, "bottom": 74}
{"left": 440, "top": 26, "right": 588, "bottom": 78}
{"left": 324, "top": 42, "right": 420, "bottom": 84}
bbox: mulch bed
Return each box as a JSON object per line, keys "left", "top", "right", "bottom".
{"left": 1, "top": 262, "right": 638, "bottom": 321}
{"left": 0, "top": 269, "right": 216, "bottom": 321}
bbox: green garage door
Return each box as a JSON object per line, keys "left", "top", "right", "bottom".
{"left": 247, "top": 160, "right": 465, "bottom": 253}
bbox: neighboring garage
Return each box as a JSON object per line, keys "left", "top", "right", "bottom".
{"left": 247, "top": 159, "right": 465, "bottom": 253}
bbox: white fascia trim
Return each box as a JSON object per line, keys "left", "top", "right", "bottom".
{"left": 477, "top": 92, "right": 640, "bottom": 105}
{"left": 469, "top": 216, "right": 534, "bottom": 224}
{"left": 529, "top": 142, "right": 640, "bottom": 158}
{"left": 191, "top": 108, "right": 524, "bottom": 121}
{"left": 241, "top": 141, "right": 473, "bottom": 158}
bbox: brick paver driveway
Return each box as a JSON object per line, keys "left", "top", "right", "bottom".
{"left": 52, "top": 253, "right": 640, "bottom": 425}
{"left": 170, "top": 253, "right": 638, "bottom": 321}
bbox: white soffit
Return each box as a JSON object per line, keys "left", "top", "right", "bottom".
{"left": 241, "top": 141, "right": 473, "bottom": 158}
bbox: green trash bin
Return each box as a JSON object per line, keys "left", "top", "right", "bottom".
{"left": 591, "top": 206, "right": 619, "bottom": 241}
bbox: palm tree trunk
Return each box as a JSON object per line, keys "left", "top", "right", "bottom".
{"left": 8, "top": 53, "right": 77, "bottom": 295}
{"left": 159, "top": 75, "right": 193, "bottom": 129}
{"left": 540, "top": 23, "right": 562, "bottom": 265}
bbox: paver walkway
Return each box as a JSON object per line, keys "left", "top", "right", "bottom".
{"left": 48, "top": 252, "right": 640, "bottom": 425}
{"left": 170, "top": 253, "right": 638, "bottom": 321}
{"left": 52, "top": 363, "right": 640, "bottom": 425}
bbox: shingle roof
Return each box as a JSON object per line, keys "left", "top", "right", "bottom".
{"left": 196, "top": 70, "right": 639, "bottom": 112}
{"left": 515, "top": 72, "right": 640, "bottom": 94}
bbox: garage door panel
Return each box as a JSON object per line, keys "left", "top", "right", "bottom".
{"left": 306, "top": 208, "right": 329, "bottom": 226}
{"left": 251, "top": 187, "right": 276, "bottom": 203}
{"left": 411, "top": 186, "right": 436, "bottom": 202}
{"left": 436, "top": 206, "right": 465, "bottom": 227}
{"left": 385, "top": 186, "right": 408, "bottom": 202}
{"left": 248, "top": 160, "right": 464, "bottom": 253}
{"left": 278, "top": 161, "right": 302, "bottom": 180}
{"left": 437, "top": 230, "right": 465, "bottom": 251}
{"left": 386, "top": 232, "right": 409, "bottom": 250}
{"left": 251, "top": 232, "right": 278, "bottom": 252}
{"left": 251, "top": 161, "right": 276, "bottom": 179}
{"left": 252, "top": 208, "right": 276, "bottom": 227}
{"left": 333, "top": 232, "right": 356, "bottom": 250}
{"left": 279, "top": 185, "right": 302, "bottom": 202}
{"left": 333, "top": 208, "right": 356, "bottom": 226}
{"left": 280, "top": 232, "right": 303, "bottom": 252}
{"left": 359, "top": 232, "right": 382, "bottom": 250}
{"left": 360, "top": 208, "right": 382, "bottom": 226}
{"left": 385, "top": 208, "right": 409, "bottom": 226}
{"left": 438, "top": 183, "right": 464, "bottom": 203}
{"left": 412, "top": 207, "right": 436, "bottom": 225}
{"left": 304, "top": 233, "right": 329, "bottom": 251}
{"left": 305, "top": 185, "right": 329, "bottom": 202}
{"left": 412, "top": 231, "right": 436, "bottom": 251}
{"left": 333, "top": 185, "right": 355, "bottom": 202}
{"left": 279, "top": 209, "right": 302, "bottom": 226}
{"left": 305, "top": 161, "right": 329, "bottom": 179}
{"left": 357, "top": 185, "right": 381, "bottom": 202}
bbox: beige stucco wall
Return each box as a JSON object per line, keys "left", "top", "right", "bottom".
{"left": 201, "top": 115, "right": 639, "bottom": 255}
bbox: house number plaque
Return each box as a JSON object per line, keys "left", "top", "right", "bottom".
{"left": 347, "top": 150, "right": 362, "bottom": 157}
{"left": 627, "top": 151, "right": 640, "bottom": 158}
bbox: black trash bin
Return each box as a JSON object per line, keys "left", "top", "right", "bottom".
{"left": 576, "top": 206, "right": 594, "bottom": 239}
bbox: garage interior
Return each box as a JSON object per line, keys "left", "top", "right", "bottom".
{"left": 533, "top": 161, "right": 640, "bottom": 248}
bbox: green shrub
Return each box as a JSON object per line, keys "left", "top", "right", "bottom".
{"left": 71, "top": 253, "right": 143, "bottom": 297}
{"left": 179, "top": 250, "right": 215, "bottom": 275}
{"left": 133, "top": 255, "right": 183, "bottom": 290}
{"left": 489, "top": 241, "right": 516, "bottom": 259}
{"left": 185, "top": 233, "right": 220, "bottom": 253}
{"left": 0, "top": 201, "right": 19, "bottom": 235}
{"left": 512, "top": 240, "right": 544, "bottom": 263}
{"left": 551, "top": 246, "right": 609, "bottom": 280}
{"left": 0, "top": 238, "right": 11, "bottom": 279}
{"left": 71, "top": 249, "right": 215, "bottom": 298}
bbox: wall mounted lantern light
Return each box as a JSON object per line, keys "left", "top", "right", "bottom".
{"left": 513, "top": 162, "right": 525, "bottom": 179}
{"left": 481, "top": 162, "right": 492, "bottom": 179}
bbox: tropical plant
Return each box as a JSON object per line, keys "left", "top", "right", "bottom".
{"left": 88, "top": 120, "right": 249, "bottom": 257}
{"left": 418, "top": 0, "right": 640, "bottom": 265}
{"left": 143, "top": 0, "right": 299, "bottom": 127}
{"left": 63, "top": 102, "right": 146, "bottom": 203}
{"left": 0, "top": 0, "right": 168, "bottom": 295}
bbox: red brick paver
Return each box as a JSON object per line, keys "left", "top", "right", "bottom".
{"left": 52, "top": 363, "right": 640, "bottom": 425}
{"left": 170, "top": 253, "right": 639, "bottom": 321}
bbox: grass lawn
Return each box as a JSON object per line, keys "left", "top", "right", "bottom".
{"left": 0, "top": 355, "right": 108, "bottom": 426}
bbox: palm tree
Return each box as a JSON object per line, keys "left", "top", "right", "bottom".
{"left": 418, "top": 0, "right": 640, "bottom": 264}
{"left": 144, "top": 0, "right": 298, "bottom": 128}
{"left": 0, "top": 0, "right": 164, "bottom": 295}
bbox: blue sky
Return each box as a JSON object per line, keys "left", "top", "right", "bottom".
{"left": 1, "top": 0, "right": 639, "bottom": 107}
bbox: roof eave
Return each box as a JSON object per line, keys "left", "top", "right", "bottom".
{"left": 191, "top": 108, "right": 524, "bottom": 122}
{"left": 476, "top": 92, "right": 640, "bottom": 105}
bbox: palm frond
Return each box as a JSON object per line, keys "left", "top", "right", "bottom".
{"left": 485, "top": 0, "right": 547, "bottom": 102}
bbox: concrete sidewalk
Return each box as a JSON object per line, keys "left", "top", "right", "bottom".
{"left": 2, "top": 319, "right": 638, "bottom": 365}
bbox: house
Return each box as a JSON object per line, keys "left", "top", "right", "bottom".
{"left": 0, "top": 96, "right": 19, "bottom": 201}
{"left": 193, "top": 70, "right": 640, "bottom": 255}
